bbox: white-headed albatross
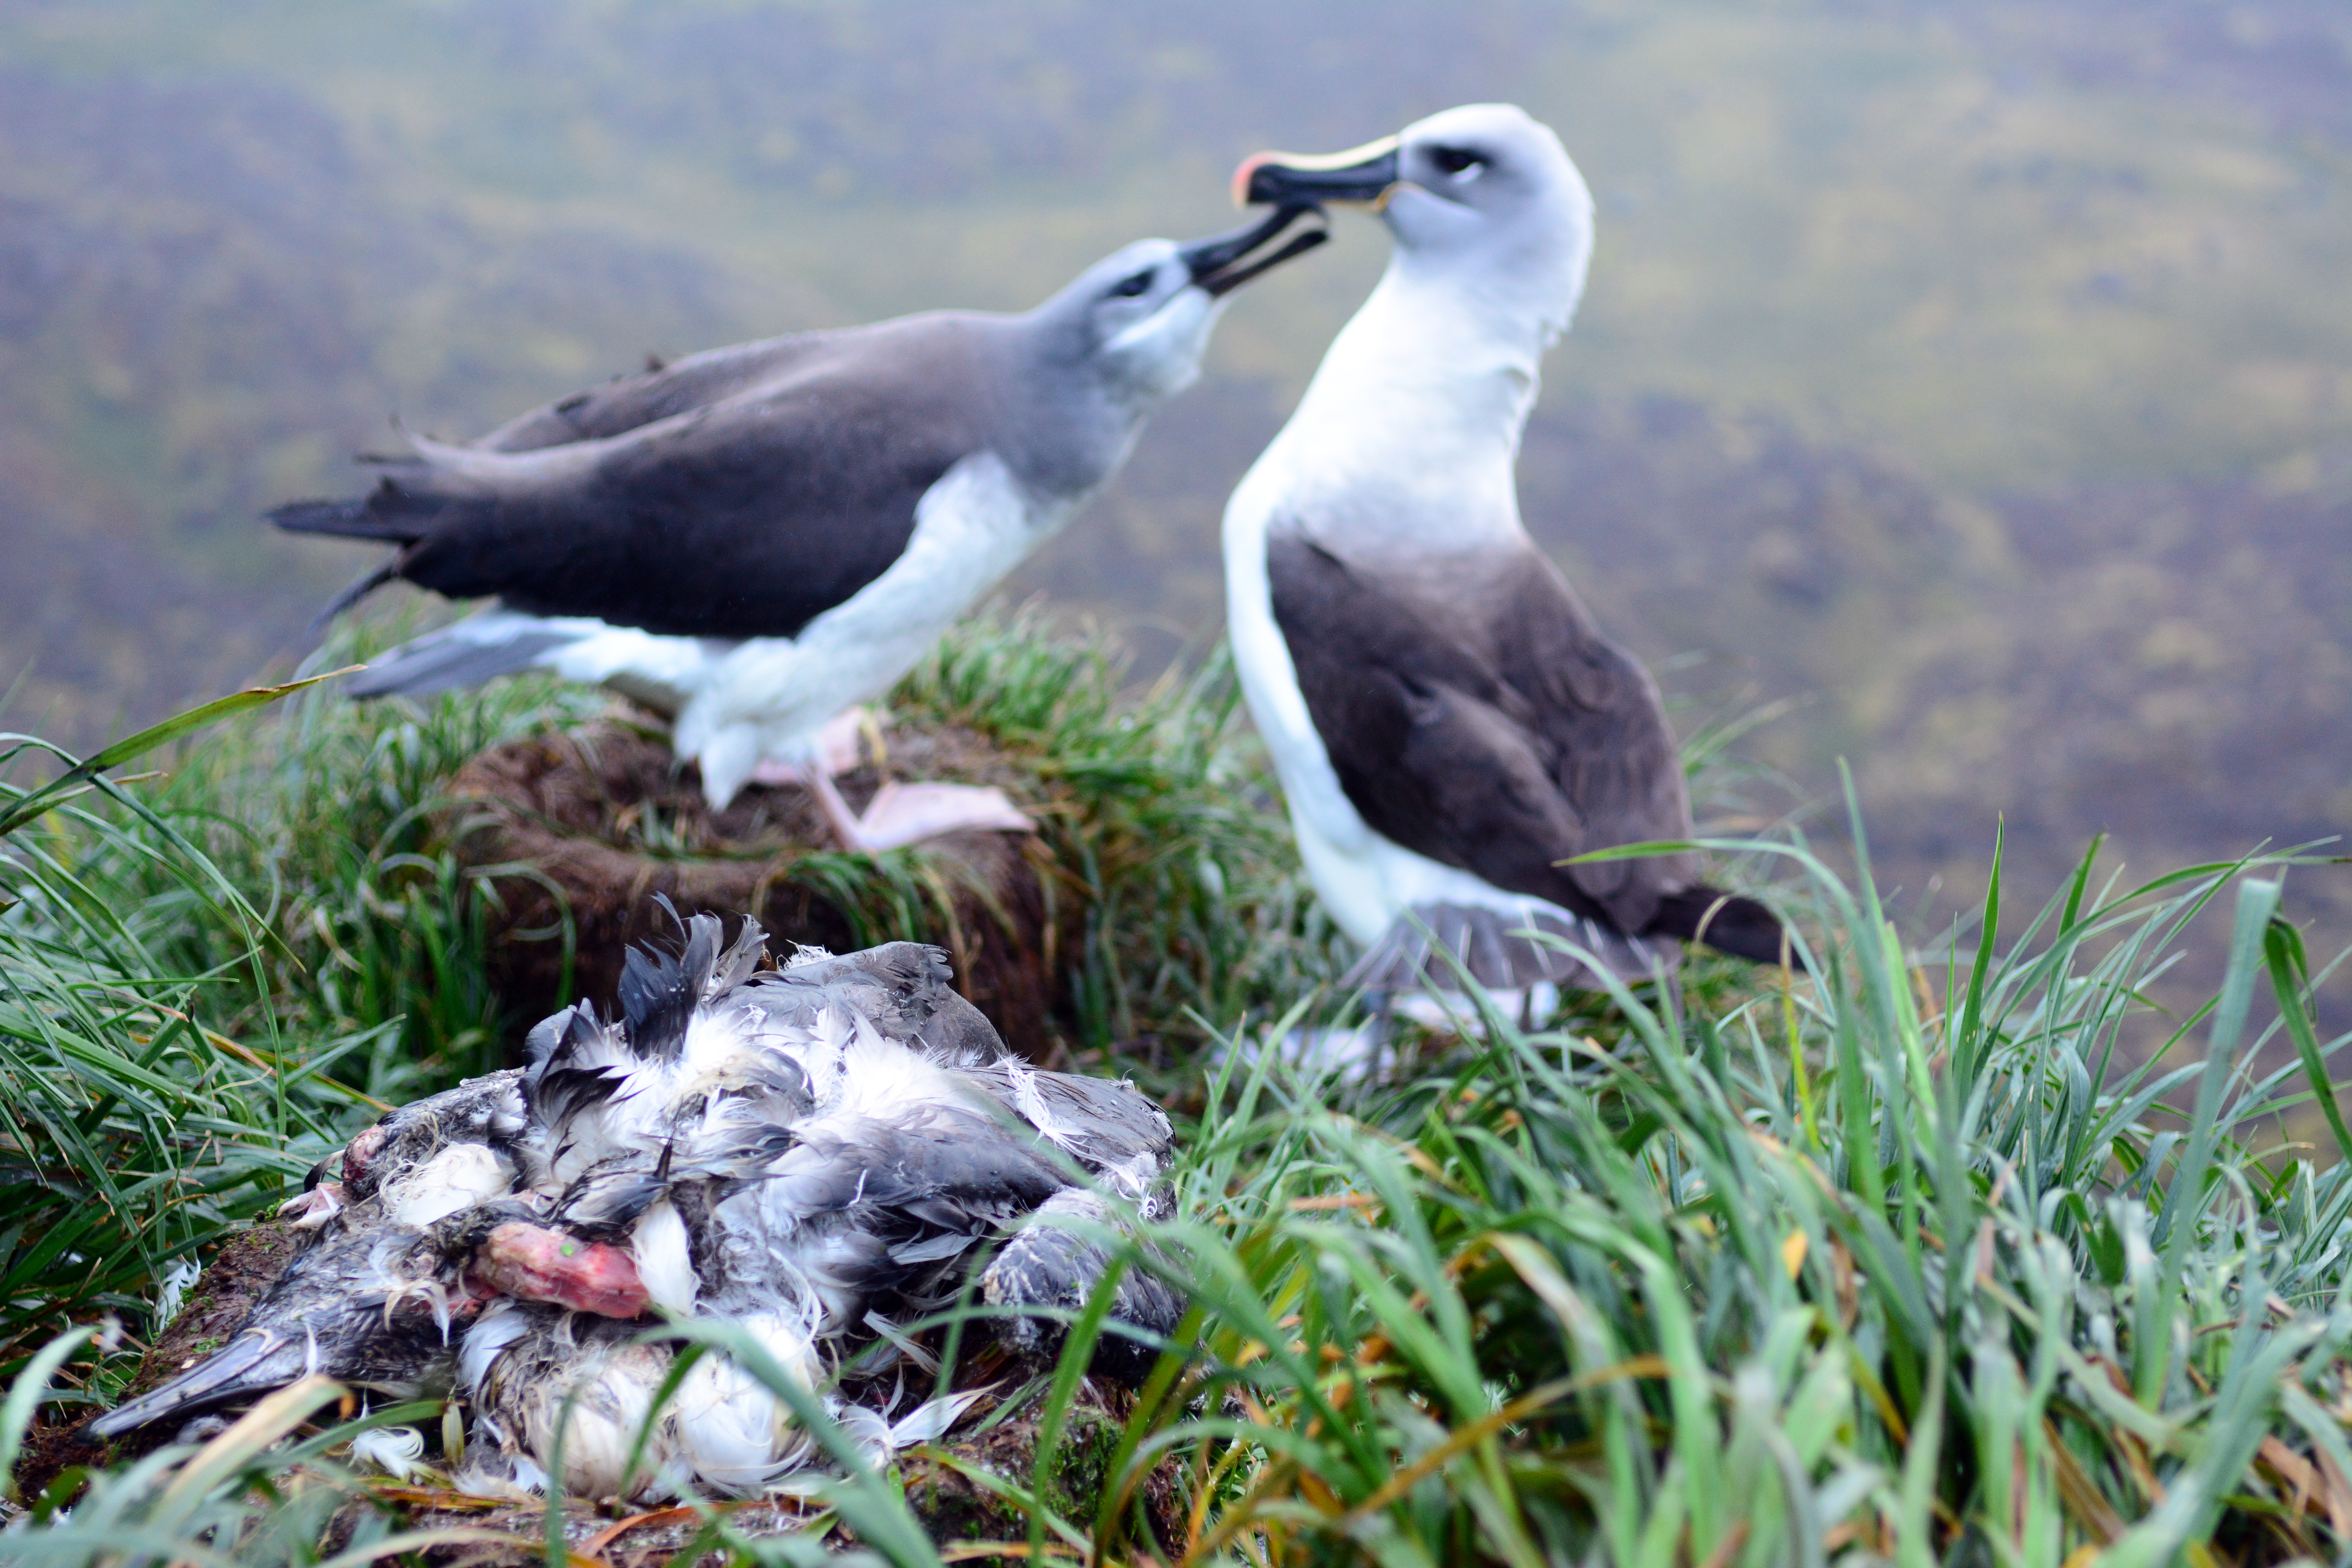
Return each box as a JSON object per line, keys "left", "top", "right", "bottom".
{"left": 276, "top": 207, "right": 1326, "bottom": 846}
{"left": 1223, "top": 105, "right": 1792, "bottom": 993}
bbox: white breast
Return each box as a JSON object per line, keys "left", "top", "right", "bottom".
{"left": 1221, "top": 268, "right": 1578, "bottom": 949}
{"left": 676, "top": 450, "right": 1078, "bottom": 805}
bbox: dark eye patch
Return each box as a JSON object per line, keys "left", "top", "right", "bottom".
{"left": 1429, "top": 146, "right": 1486, "bottom": 176}
{"left": 1111, "top": 270, "right": 1154, "bottom": 298}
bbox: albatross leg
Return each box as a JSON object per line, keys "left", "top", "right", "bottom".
{"left": 747, "top": 707, "right": 1035, "bottom": 853}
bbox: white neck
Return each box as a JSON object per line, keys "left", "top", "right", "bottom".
{"left": 1241, "top": 258, "right": 1550, "bottom": 558}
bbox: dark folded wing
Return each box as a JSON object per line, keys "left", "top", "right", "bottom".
{"left": 471, "top": 332, "right": 843, "bottom": 454}
{"left": 1266, "top": 532, "right": 1697, "bottom": 935}
{"left": 298, "top": 317, "right": 1000, "bottom": 639}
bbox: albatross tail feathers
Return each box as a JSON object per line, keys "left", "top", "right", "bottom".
{"left": 343, "top": 615, "right": 580, "bottom": 700}
{"left": 267, "top": 496, "right": 387, "bottom": 539}
{"left": 268, "top": 455, "right": 452, "bottom": 543}
{"left": 1643, "top": 885, "right": 1802, "bottom": 969}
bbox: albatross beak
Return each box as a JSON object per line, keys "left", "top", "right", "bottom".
{"left": 1232, "top": 134, "right": 1405, "bottom": 212}
{"left": 1178, "top": 203, "right": 1331, "bottom": 298}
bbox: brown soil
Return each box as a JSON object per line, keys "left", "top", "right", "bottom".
{"left": 441, "top": 717, "right": 1077, "bottom": 1060}
{"left": 9, "top": 1221, "right": 307, "bottom": 1501}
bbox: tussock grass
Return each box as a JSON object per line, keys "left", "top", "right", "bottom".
{"left": 891, "top": 611, "right": 1349, "bottom": 1067}
{"left": 0, "top": 682, "right": 379, "bottom": 1385}
{"left": 5, "top": 639, "right": 2352, "bottom": 1564}
{"left": 1116, "top": 838, "right": 2352, "bottom": 1565}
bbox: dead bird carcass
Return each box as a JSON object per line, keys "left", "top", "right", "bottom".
{"left": 93, "top": 908, "right": 1183, "bottom": 1500}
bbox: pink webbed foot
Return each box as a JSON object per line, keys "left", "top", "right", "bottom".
{"left": 470, "top": 1221, "right": 652, "bottom": 1319}
{"left": 836, "top": 780, "right": 1034, "bottom": 851}
{"left": 743, "top": 708, "right": 1033, "bottom": 851}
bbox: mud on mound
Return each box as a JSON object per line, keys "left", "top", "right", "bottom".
{"left": 441, "top": 717, "right": 1075, "bottom": 1059}
{"left": 9, "top": 1223, "right": 310, "bottom": 1498}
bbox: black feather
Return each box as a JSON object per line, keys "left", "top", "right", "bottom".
{"left": 310, "top": 558, "right": 402, "bottom": 631}
{"left": 531, "top": 1065, "right": 631, "bottom": 1138}
{"left": 266, "top": 497, "right": 379, "bottom": 537}
{"left": 617, "top": 903, "right": 719, "bottom": 1061}
{"left": 1644, "top": 886, "right": 1802, "bottom": 969}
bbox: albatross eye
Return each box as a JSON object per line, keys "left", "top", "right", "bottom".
{"left": 1111, "top": 270, "right": 1154, "bottom": 298}
{"left": 1429, "top": 146, "right": 1487, "bottom": 181}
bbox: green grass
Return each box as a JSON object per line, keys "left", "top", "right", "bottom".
{"left": 5, "top": 629, "right": 2352, "bottom": 1564}
{"left": 0, "top": 612, "right": 1341, "bottom": 1379}
{"left": 0, "top": 682, "right": 375, "bottom": 1385}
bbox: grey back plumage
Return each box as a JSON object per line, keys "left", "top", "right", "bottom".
{"left": 273, "top": 265, "right": 1183, "bottom": 644}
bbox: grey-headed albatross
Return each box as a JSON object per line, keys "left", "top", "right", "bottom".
{"left": 274, "top": 207, "right": 1325, "bottom": 847}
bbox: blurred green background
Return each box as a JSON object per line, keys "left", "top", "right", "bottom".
{"left": 3, "top": 0, "right": 2347, "bottom": 974}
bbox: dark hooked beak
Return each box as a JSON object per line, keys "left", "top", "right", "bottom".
{"left": 1232, "top": 134, "right": 1405, "bottom": 212}
{"left": 1179, "top": 203, "right": 1330, "bottom": 298}
{"left": 87, "top": 1328, "right": 306, "bottom": 1439}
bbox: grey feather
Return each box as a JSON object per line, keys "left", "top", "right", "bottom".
{"left": 982, "top": 1189, "right": 1184, "bottom": 1383}
{"left": 1343, "top": 900, "right": 1674, "bottom": 993}
{"left": 344, "top": 624, "right": 577, "bottom": 699}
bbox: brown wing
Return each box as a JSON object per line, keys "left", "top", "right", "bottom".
{"left": 1266, "top": 531, "right": 1697, "bottom": 935}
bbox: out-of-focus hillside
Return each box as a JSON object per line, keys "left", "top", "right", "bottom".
{"left": 2, "top": 0, "right": 2347, "bottom": 979}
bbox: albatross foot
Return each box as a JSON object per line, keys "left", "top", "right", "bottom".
{"left": 836, "top": 780, "right": 1034, "bottom": 852}
{"left": 739, "top": 708, "right": 1033, "bottom": 850}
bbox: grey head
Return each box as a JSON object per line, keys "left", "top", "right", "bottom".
{"left": 1238, "top": 102, "right": 1594, "bottom": 348}
{"left": 991, "top": 204, "right": 1327, "bottom": 496}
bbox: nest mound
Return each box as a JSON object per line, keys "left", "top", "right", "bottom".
{"left": 441, "top": 717, "right": 1071, "bottom": 1058}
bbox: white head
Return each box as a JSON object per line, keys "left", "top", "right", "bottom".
{"left": 1236, "top": 103, "right": 1595, "bottom": 349}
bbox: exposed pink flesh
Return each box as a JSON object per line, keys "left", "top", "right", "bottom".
{"left": 387, "top": 1285, "right": 490, "bottom": 1323}
{"left": 472, "top": 1221, "right": 650, "bottom": 1319}
{"left": 342, "top": 1124, "right": 389, "bottom": 1186}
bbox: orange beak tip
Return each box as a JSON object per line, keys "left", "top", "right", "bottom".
{"left": 1231, "top": 152, "right": 1274, "bottom": 209}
